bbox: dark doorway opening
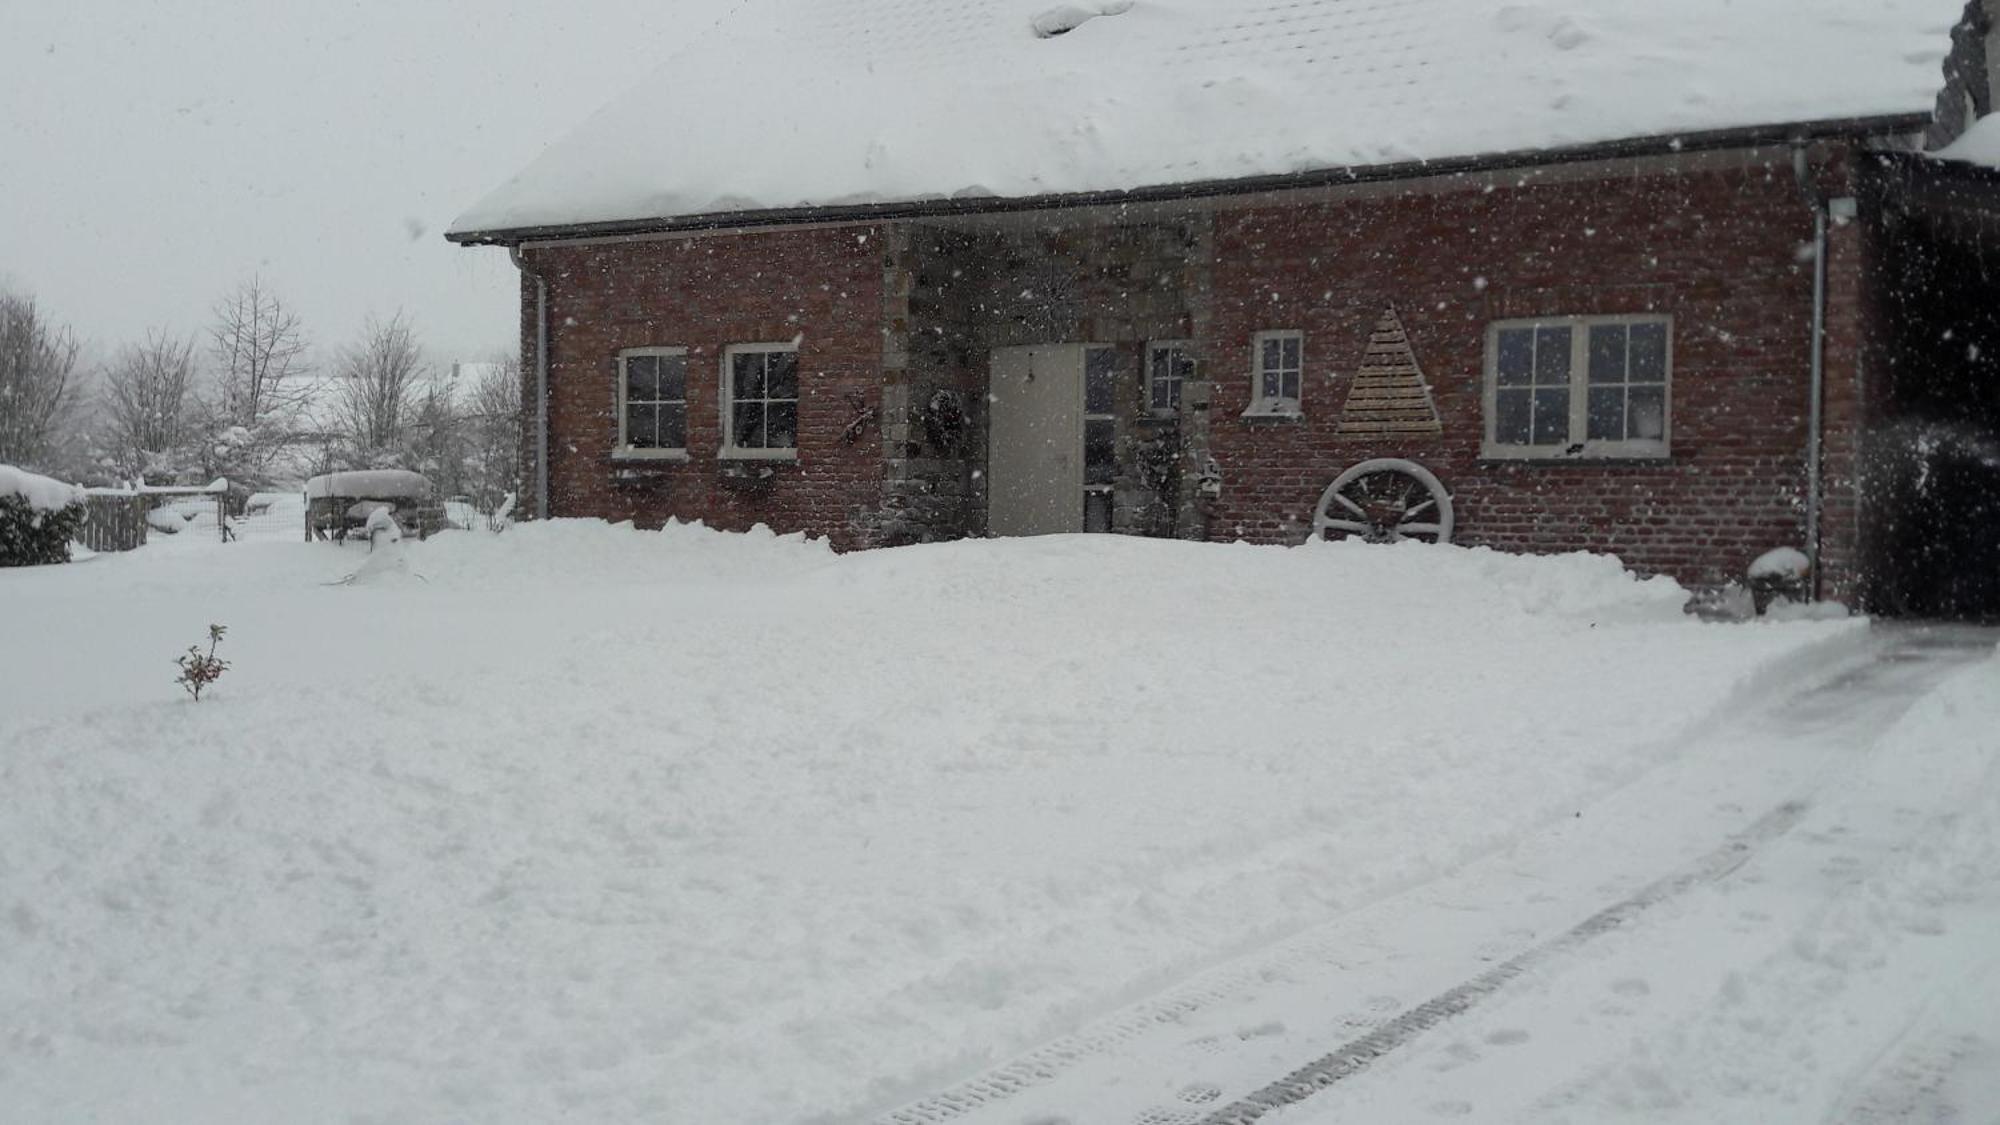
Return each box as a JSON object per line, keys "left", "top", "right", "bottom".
{"left": 1867, "top": 164, "right": 2000, "bottom": 621}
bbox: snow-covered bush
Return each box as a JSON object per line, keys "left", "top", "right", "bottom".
{"left": 0, "top": 465, "right": 86, "bottom": 566}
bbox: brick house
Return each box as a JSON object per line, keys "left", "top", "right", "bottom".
{"left": 449, "top": 0, "right": 2000, "bottom": 615}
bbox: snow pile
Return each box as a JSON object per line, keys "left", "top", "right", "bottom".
{"left": 451, "top": 0, "right": 1962, "bottom": 235}
{"left": 353, "top": 516, "right": 837, "bottom": 589}
{"left": 362, "top": 504, "right": 402, "bottom": 545}
{"left": 1748, "top": 546, "right": 1811, "bottom": 580}
{"left": 0, "top": 527, "right": 1865, "bottom": 1122}
{"left": 0, "top": 463, "right": 83, "bottom": 512}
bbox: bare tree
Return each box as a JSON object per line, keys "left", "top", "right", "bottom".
{"left": 208, "top": 277, "right": 310, "bottom": 427}
{"left": 336, "top": 312, "right": 425, "bottom": 454}
{"left": 0, "top": 293, "right": 82, "bottom": 468}
{"left": 102, "top": 331, "right": 197, "bottom": 477}
{"left": 465, "top": 356, "right": 522, "bottom": 508}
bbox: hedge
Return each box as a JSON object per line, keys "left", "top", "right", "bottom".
{"left": 0, "top": 493, "right": 85, "bottom": 566}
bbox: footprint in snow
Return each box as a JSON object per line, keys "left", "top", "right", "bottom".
{"left": 1178, "top": 1084, "right": 1222, "bottom": 1105}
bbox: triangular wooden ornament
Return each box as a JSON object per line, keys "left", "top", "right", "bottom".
{"left": 1336, "top": 305, "right": 1443, "bottom": 437}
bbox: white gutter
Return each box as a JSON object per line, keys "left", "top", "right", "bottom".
{"left": 1793, "top": 145, "right": 1828, "bottom": 598}
{"left": 509, "top": 247, "right": 551, "bottom": 521}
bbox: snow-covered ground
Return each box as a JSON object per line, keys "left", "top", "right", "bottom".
{"left": 920, "top": 625, "right": 2000, "bottom": 1125}
{"left": 0, "top": 524, "right": 1981, "bottom": 1123}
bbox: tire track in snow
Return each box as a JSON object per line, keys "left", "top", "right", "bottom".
{"left": 873, "top": 626, "right": 1986, "bottom": 1125}
{"left": 1194, "top": 797, "right": 1811, "bottom": 1125}
{"left": 872, "top": 798, "right": 1808, "bottom": 1125}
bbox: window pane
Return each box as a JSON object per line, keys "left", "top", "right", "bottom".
{"left": 1587, "top": 386, "right": 1625, "bottom": 441}
{"left": 766, "top": 402, "right": 798, "bottom": 449}
{"left": 625, "top": 403, "right": 659, "bottom": 448}
{"left": 1532, "top": 387, "right": 1569, "bottom": 445}
{"left": 1282, "top": 337, "right": 1301, "bottom": 368}
{"left": 657, "top": 354, "right": 687, "bottom": 402}
{"left": 732, "top": 353, "right": 764, "bottom": 401}
{"left": 1084, "top": 418, "right": 1116, "bottom": 484}
{"left": 1588, "top": 324, "right": 1628, "bottom": 385}
{"left": 1085, "top": 347, "right": 1116, "bottom": 414}
{"left": 1494, "top": 388, "right": 1532, "bottom": 445}
{"left": 1149, "top": 376, "right": 1169, "bottom": 412}
{"left": 1496, "top": 329, "right": 1534, "bottom": 387}
{"left": 1262, "top": 338, "right": 1281, "bottom": 370}
{"left": 659, "top": 404, "right": 687, "bottom": 450}
{"left": 1629, "top": 386, "right": 1667, "bottom": 441}
{"left": 1262, "top": 369, "right": 1281, "bottom": 401}
{"left": 1282, "top": 370, "right": 1301, "bottom": 402}
{"left": 1084, "top": 490, "right": 1113, "bottom": 533}
{"left": 1629, "top": 322, "right": 1668, "bottom": 381}
{"left": 766, "top": 352, "right": 798, "bottom": 400}
{"left": 625, "top": 355, "right": 659, "bottom": 402}
{"left": 1534, "top": 327, "right": 1573, "bottom": 386}
{"left": 732, "top": 402, "right": 765, "bottom": 448}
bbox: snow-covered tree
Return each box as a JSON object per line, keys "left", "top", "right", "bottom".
{"left": 0, "top": 293, "right": 82, "bottom": 471}
{"left": 101, "top": 330, "right": 196, "bottom": 478}
{"left": 335, "top": 311, "right": 425, "bottom": 458}
{"left": 208, "top": 277, "right": 310, "bottom": 429}
{"left": 464, "top": 356, "right": 522, "bottom": 509}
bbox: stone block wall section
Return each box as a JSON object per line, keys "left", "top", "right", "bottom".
{"left": 517, "top": 226, "right": 891, "bottom": 549}
{"left": 1200, "top": 153, "right": 1841, "bottom": 589}
{"left": 902, "top": 219, "right": 1208, "bottom": 539}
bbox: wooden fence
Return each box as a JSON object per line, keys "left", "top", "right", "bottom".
{"left": 78, "top": 493, "right": 148, "bottom": 554}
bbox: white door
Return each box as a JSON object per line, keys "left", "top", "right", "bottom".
{"left": 988, "top": 345, "right": 1084, "bottom": 536}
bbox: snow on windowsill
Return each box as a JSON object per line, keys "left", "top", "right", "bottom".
{"left": 608, "top": 450, "right": 691, "bottom": 464}
{"left": 717, "top": 450, "right": 799, "bottom": 464}
{"left": 1240, "top": 403, "right": 1303, "bottom": 421}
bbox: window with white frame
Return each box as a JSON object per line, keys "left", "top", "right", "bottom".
{"left": 721, "top": 343, "right": 800, "bottom": 458}
{"left": 1484, "top": 315, "right": 1671, "bottom": 458}
{"left": 616, "top": 347, "right": 688, "bottom": 456}
{"left": 1083, "top": 344, "right": 1118, "bottom": 533}
{"left": 1247, "top": 330, "right": 1303, "bottom": 415}
{"left": 1147, "top": 341, "right": 1195, "bottom": 414}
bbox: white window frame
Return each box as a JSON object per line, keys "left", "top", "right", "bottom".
{"left": 1244, "top": 329, "right": 1304, "bottom": 417}
{"left": 1083, "top": 344, "right": 1119, "bottom": 532}
{"left": 720, "top": 342, "right": 801, "bottom": 461}
{"left": 1482, "top": 314, "right": 1673, "bottom": 461}
{"left": 1146, "top": 340, "right": 1194, "bottom": 416}
{"left": 614, "top": 346, "right": 690, "bottom": 460}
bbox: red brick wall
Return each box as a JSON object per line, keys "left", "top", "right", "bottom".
{"left": 1204, "top": 160, "right": 1824, "bottom": 588}
{"left": 522, "top": 226, "right": 889, "bottom": 549}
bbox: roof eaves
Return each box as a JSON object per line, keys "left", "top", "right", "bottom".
{"left": 445, "top": 113, "right": 1932, "bottom": 247}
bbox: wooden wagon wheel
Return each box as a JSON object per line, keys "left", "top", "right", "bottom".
{"left": 1311, "top": 458, "right": 1454, "bottom": 544}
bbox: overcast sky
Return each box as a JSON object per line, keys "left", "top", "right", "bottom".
{"left": 0, "top": 1, "right": 733, "bottom": 368}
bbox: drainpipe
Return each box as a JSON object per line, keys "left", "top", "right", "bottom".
{"left": 1792, "top": 144, "right": 1828, "bottom": 598}
{"left": 510, "top": 246, "right": 551, "bottom": 521}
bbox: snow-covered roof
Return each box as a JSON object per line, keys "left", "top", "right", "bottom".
{"left": 304, "top": 470, "right": 434, "bottom": 501}
{"left": 449, "top": 0, "right": 1964, "bottom": 240}
{"left": 1934, "top": 113, "right": 2000, "bottom": 167}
